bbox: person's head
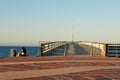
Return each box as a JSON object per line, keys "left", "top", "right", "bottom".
{"left": 13, "top": 48, "right": 15, "bottom": 50}
{"left": 21, "top": 47, "right": 26, "bottom": 53}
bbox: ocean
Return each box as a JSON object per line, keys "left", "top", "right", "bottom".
{"left": 0, "top": 46, "right": 39, "bottom": 58}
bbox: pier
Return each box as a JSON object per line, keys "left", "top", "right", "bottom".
{"left": 37, "top": 41, "right": 120, "bottom": 57}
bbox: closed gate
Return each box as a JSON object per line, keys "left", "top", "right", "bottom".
{"left": 107, "top": 44, "right": 120, "bottom": 57}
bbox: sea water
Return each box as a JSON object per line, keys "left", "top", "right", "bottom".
{"left": 0, "top": 46, "right": 39, "bottom": 58}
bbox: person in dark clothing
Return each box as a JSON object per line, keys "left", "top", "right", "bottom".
{"left": 17, "top": 47, "right": 29, "bottom": 57}
{"left": 9, "top": 48, "right": 16, "bottom": 57}
{"left": 19, "top": 47, "right": 26, "bottom": 56}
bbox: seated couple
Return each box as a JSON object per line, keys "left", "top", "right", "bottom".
{"left": 9, "top": 47, "right": 29, "bottom": 57}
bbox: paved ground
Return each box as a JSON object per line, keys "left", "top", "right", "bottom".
{"left": 0, "top": 43, "right": 120, "bottom": 80}
{"left": 0, "top": 56, "right": 120, "bottom": 80}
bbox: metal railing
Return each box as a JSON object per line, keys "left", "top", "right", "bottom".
{"left": 37, "top": 41, "right": 66, "bottom": 56}
{"left": 107, "top": 44, "right": 120, "bottom": 57}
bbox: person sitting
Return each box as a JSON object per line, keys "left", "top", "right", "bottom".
{"left": 9, "top": 48, "right": 16, "bottom": 57}
{"left": 17, "top": 47, "right": 29, "bottom": 57}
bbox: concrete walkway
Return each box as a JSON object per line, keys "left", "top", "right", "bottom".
{"left": 0, "top": 66, "right": 120, "bottom": 80}
{"left": 0, "top": 60, "right": 120, "bottom": 65}
{"left": 67, "top": 43, "right": 90, "bottom": 56}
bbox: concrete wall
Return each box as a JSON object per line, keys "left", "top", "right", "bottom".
{"left": 79, "top": 41, "right": 106, "bottom": 57}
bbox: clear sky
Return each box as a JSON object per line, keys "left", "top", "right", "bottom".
{"left": 0, "top": 0, "right": 120, "bottom": 45}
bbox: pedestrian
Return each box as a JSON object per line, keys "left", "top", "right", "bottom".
{"left": 9, "top": 48, "right": 16, "bottom": 57}
{"left": 17, "top": 47, "right": 29, "bottom": 57}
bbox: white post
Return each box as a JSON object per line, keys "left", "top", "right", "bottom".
{"left": 64, "top": 43, "right": 67, "bottom": 57}
{"left": 37, "top": 41, "right": 42, "bottom": 56}
{"left": 90, "top": 43, "right": 93, "bottom": 56}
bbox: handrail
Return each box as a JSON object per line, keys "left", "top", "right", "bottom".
{"left": 37, "top": 41, "right": 66, "bottom": 56}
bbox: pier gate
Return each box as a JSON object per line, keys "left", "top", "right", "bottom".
{"left": 106, "top": 44, "right": 120, "bottom": 57}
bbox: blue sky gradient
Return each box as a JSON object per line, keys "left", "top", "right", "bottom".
{"left": 0, "top": 0, "right": 120, "bottom": 45}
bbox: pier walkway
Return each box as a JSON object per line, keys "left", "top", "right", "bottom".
{"left": 40, "top": 41, "right": 120, "bottom": 57}
{"left": 67, "top": 43, "right": 90, "bottom": 55}
{"left": 42, "top": 42, "right": 99, "bottom": 57}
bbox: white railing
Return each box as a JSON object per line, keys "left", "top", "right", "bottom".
{"left": 79, "top": 41, "right": 106, "bottom": 56}
{"left": 37, "top": 41, "right": 66, "bottom": 56}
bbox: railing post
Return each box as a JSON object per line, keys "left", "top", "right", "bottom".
{"left": 37, "top": 45, "right": 40, "bottom": 56}
{"left": 37, "top": 42, "right": 42, "bottom": 56}
{"left": 64, "top": 43, "right": 67, "bottom": 57}
{"left": 116, "top": 45, "right": 119, "bottom": 58}
{"left": 90, "top": 43, "right": 93, "bottom": 56}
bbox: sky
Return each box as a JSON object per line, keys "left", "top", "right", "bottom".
{"left": 0, "top": 0, "right": 120, "bottom": 46}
